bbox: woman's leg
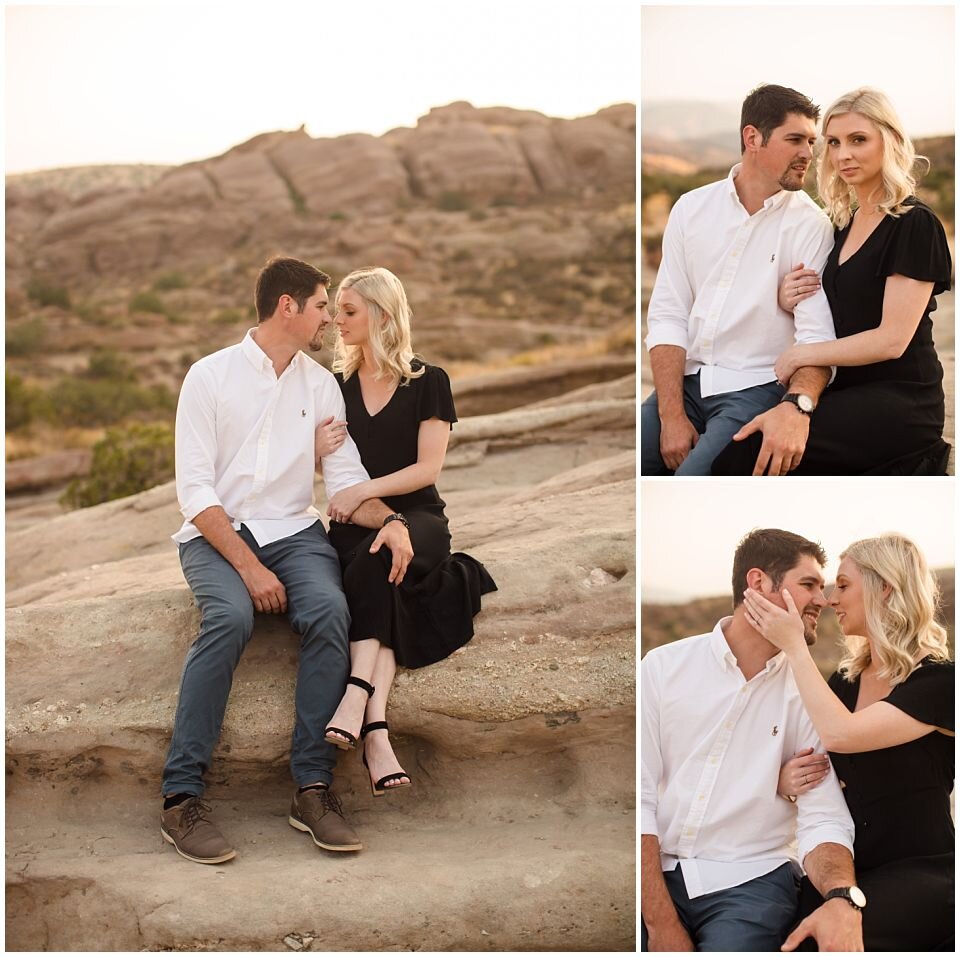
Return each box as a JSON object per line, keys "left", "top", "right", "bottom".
{"left": 362, "top": 645, "right": 410, "bottom": 788}
{"left": 324, "top": 637, "right": 380, "bottom": 746}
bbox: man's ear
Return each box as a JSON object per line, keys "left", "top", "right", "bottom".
{"left": 745, "top": 568, "right": 766, "bottom": 591}
{"left": 278, "top": 293, "right": 297, "bottom": 317}
{"left": 742, "top": 124, "right": 762, "bottom": 153}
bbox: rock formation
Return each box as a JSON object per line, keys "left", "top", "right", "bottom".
{"left": 5, "top": 372, "right": 637, "bottom": 951}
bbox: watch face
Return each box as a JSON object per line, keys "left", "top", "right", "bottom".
{"left": 850, "top": 887, "right": 867, "bottom": 908}
{"left": 797, "top": 394, "right": 815, "bottom": 413}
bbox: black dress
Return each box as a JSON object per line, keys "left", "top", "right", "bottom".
{"left": 798, "top": 660, "right": 955, "bottom": 951}
{"left": 714, "top": 198, "right": 953, "bottom": 475}
{"left": 328, "top": 362, "right": 497, "bottom": 669}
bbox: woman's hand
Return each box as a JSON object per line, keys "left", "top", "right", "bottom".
{"left": 778, "top": 747, "right": 831, "bottom": 799}
{"left": 326, "top": 482, "right": 371, "bottom": 524}
{"left": 742, "top": 588, "right": 807, "bottom": 654}
{"left": 315, "top": 416, "right": 348, "bottom": 460}
{"left": 774, "top": 344, "right": 810, "bottom": 386}
{"left": 778, "top": 263, "right": 821, "bottom": 313}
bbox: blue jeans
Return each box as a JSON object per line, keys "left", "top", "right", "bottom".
{"left": 641, "top": 374, "right": 784, "bottom": 475}
{"left": 162, "top": 522, "right": 350, "bottom": 795}
{"left": 641, "top": 863, "right": 800, "bottom": 952}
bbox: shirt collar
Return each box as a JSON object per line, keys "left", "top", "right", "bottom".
{"left": 727, "top": 163, "right": 791, "bottom": 213}
{"left": 710, "top": 617, "right": 787, "bottom": 676}
{"left": 241, "top": 328, "right": 302, "bottom": 375}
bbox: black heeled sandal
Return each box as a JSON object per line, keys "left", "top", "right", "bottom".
{"left": 361, "top": 721, "right": 412, "bottom": 796}
{"left": 324, "top": 676, "right": 375, "bottom": 751}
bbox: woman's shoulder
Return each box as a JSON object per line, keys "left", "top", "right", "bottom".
{"left": 409, "top": 359, "right": 450, "bottom": 383}
{"left": 896, "top": 197, "right": 947, "bottom": 232}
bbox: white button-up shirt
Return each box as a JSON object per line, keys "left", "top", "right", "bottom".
{"left": 641, "top": 619, "right": 855, "bottom": 899}
{"left": 173, "top": 330, "right": 369, "bottom": 546}
{"left": 645, "top": 164, "right": 837, "bottom": 397}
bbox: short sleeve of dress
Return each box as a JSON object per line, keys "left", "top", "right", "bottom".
{"left": 876, "top": 201, "right": 953, "bottom": 295}
{"left": 885, "top": 660, "right": 954, "bottom": 731}
{"left": 414, "top": 364, "right": 458, "bottom": 428}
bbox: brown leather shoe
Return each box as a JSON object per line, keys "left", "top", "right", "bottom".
{"left": 288, "top": 787, "right": 362, "bottom": 852}
{"left": 160, "top": 796, "right": 237, "bottom": 864}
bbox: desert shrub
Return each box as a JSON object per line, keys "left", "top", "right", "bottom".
{"left": 5, "top": 372, "right": 46, "bottom": 430}
{"left": 468, "top": 208, "right": 487, "bottom": 221}
{"left": 152, "top": 271, "right": 187, "bottom": 291}
{"left": 129, "top": 291, "right": 167, "bottom": 314}
{"left": 85, "top": 349, "right": 136, "bottom": 382}
{"left": 328, "top": 211, "right": 347, "bottom": 221}
{"left": 435, "top": 191, "right": 471, "bottom": 212}
{"left": 212, "top": 308, "right": 243, "bottom": 325}
{"left": 62, "top": 422, "right": 175, "bottom": 508}
{"left": 490, "top": 195, "right": 518, "bottom": 207}
{"left": 26, "top": 276, "right": 71, "bottom": 309}
{"left": 451, "top": 249, "right": 473, "bottom": 262}
{"left": 6, "top": 322, "right": 47, "bottom": 357}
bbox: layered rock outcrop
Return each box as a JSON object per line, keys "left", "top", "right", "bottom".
{"left": 5, "top": 372, "right": 637, "bottom": 951}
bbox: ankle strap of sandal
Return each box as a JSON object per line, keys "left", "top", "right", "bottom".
{"left": 347, "top": 676, "right": 375, "bottom": 697}
{"left": 361, "top": 721, "right": 389, "bottom": 737}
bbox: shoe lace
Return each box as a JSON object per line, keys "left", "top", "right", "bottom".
{"left": 317, "top": 788, "right": 344, "bottom": 817}
{"left": 180, "top": 797, "right": 213, "bottom": 833}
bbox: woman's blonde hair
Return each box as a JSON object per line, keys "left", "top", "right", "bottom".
{"left": 837, "top": 534, "right": 950, "bottom": 685}
{"left": 333, "top": 266, "right": 424, "bottom": 384}
{"left": 816, "top": 87, "right": 928, "bottom": 229}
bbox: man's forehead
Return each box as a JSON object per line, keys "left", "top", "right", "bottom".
{"left": 788, "top": 556, "right": 825, "bottom": 580}
{"left": 776, "top": 113, "right": 818, "bottom": 136}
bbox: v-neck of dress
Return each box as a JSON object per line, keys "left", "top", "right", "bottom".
{"left": 836, "top": 212, "right": 888, "bottom": 268}
{"left": 356, "top": 373, "right": 400, "bottom": 419}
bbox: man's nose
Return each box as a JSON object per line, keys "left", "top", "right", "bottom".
{"left": 813, "top": 590, "right": 827, "bottom": 607}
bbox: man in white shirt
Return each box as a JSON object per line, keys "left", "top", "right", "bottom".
{"left": 642, "top": 84, "right": 836, "bottom": 476}
{"left": 641, "top": 529, "right": 865, "bottom": 951}
{"left": 160, "top": 257, "right": 414, "bottom": 864}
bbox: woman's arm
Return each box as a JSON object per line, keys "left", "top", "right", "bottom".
{"left": 326, "top": 417, "right": 450, "bottom": 522}
{"left": 775, "top": 275, "right": 936, "bottom": 383}
{"left": 742, "top": 588, "right": 940, "bottom": 752}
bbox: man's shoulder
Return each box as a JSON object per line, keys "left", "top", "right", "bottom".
{"left": 296, "top": 352, "right": 338, "bottom": 386}
{"left": 783, "top": 190, "right": 832, "bottom": 228}
{"left": 674, "top": 176, "right": 728, "bottom": 211}
{"left": 184, "top": 341, "right": 243, "bottom": 381}
{"left": 643, "top": 631, "right": 713, "bottom": 668}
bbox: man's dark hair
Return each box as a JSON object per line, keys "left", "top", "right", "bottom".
{"left": 731, "top": 528, "right": 826, "bottom": 607}
{"left": 255, "top": 257, "right": 331, "bottom": 322}
{"left": 739, "top": 84, "right": 820, "bottom": 153}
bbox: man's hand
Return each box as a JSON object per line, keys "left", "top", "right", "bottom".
{"left": 646, "top": 919, "right": 695, "bottom": 952}
{"left": 732, "top": 402, "right": 810, "bottom": 476}
{"left": 659, "top": 412, "right": 700, "bottom": 471}
{"left": 781, "top": 898, "right": 863, "bottom": 952}
{"left": 369, "top": 520, "right": 414, "bottom": 585}
{"left": 239, "top": 561, "right": 287, "bottom": 614}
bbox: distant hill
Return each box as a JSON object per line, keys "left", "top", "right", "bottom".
{"left": 7, "top": 164, "right": 171, "bottom": 199}
{"left": 641, "top": 567, "right": 955, "bottom": 677}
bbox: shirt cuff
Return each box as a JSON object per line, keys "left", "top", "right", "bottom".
{"left": 798, "top": 826, "right": 855, "bottom": 870}
{"left": 645, "top": 326, "right": 689, "bottom": 351}
{"left": 640, "top": 804, "right": 659, "bottom": 838}
{"left": 179, "top": 487, "right": 224, "bottom": 522}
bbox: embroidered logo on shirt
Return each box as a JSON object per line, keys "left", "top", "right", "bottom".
{"left": 770, "top": 254, "right": 776, "bottom": 263}
{"left": 300, "top": 409, "right": 306, "bottom": 417}
{"left": 771, "top": 725, "right": 779, "bottom": 736}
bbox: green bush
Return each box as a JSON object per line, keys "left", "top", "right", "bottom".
{"left": 129, "top": 291, "right": 167, "bottom": 315}
{"left": 152, "top": 271, "right": 187, "bottom": 291}
{"left": 328, "top": 211, "right": 347, "bottom": 221}
{"left": 435, "top": 191, "right": 471, "bottom": 212}
{"left": 6, "top": 322, "right": 47, "bottom": 357}
{"left": 212, "top": 308, "right": 243, "bottom": 325}
{"left": 85, "top": 349, "right": 136, "bottom": 382}
{"left": 62, "top": 423, "right": 175, "bottom": 508}
{"left": 5, "top": 372, "right": 46, "bottom": 430}
{"left": 48, "top": 376, "right": 175, "bottom": 428}
{"left": 26, "top": 277, "right": 71, "bottom": 309}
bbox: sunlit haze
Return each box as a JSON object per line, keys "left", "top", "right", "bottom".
{"left": 641, "top": 481, "right": 956, "bottom": 602}
{"left": 642, "top": 4, "right": 955, "bottom": 138}
{"left": 6, "top": 2, "right": 638, "bottom": 173}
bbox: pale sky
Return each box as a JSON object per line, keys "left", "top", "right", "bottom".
{"left": 641, "top": 3, "right": 955, "bottom": 137}
{"left": 5, "top": 1, "right": 639, "bottom": 173}
{"left": 641, "top": 480, "right": 956, "bottom": 602}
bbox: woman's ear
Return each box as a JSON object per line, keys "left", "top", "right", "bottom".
{"left": 880, "top": 580, "right": 893, "bottom": 602}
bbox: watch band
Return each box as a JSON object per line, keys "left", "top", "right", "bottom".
{"left": 824, "top": 886, "right": 866, "bottom": 911}
{"left": 382, "top": 512, "right": 410, "bottom": 530}
{"left": 780, "top": 392, "right": 815, "bottom": 415}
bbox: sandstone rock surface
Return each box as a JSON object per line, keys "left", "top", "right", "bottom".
{"left": 5, "top": 374, "right": 637, "bottom": 951}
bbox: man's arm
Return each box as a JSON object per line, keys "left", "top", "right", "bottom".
{"left": 192, "top": 506, "right": 288, "bottom": 614}
{"left": 649, "top": 345, "right": 699, "bottom": 471}
{"left": 344, "top": 498, "right": 414, "bottom": 586}
{"left": 729, "top": 364, "right": 830, "bottom": 476}
{"left": 641, "top": 835, "right": 693, "bottom": 952}
{"left": 782, "top": 843, "right": 863, "bottom": 952}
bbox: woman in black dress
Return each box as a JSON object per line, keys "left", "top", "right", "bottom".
{"left": 742, "top": 534, "right": 954, "bottom": 951}
{"left": 713, "top": 88, "right": 952, "bottom": 475}
{"left": 315, "top": 266, "right": 496, "bottom": 796}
